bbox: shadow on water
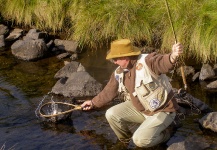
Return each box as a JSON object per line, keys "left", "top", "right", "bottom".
{"left": 0, "top": 48, "right": 217, "bottom": 149}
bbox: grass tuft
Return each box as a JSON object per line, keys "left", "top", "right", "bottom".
{"left": 0, "top": 0, "right": 217, "bottom": 62}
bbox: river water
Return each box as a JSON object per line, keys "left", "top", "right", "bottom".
{"left": 0, "top": 47, "right": 217, "bottom": 150}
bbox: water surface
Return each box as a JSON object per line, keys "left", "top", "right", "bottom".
{"left": 0, "top": 48, "right": 217, "bottom": 150}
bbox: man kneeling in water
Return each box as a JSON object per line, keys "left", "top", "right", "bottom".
{"left": 81, "top": 39, "right": 183, "bottom": 148}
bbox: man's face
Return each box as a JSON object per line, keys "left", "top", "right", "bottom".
{"left": 112, "top": 57, "right": 130, "bottom": 69}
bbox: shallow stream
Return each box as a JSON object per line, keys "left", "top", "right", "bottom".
{"left": 0, "top": 47, "right": 217, "bottom": 150}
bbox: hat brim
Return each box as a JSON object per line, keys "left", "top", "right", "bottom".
{"left": 106, "top": 46, "right": 141, "bottom": 60}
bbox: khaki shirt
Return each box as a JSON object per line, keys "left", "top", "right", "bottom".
{"left": 92, "top": 52, "right": 179, "bottom": 116}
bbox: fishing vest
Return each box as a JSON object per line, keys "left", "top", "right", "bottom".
{"left": 114, "top": 54, "right": 172, "bottom": 112}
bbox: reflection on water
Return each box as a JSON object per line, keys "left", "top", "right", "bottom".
{"left": 0, "top": 49, "right": 217, "bottom": 149}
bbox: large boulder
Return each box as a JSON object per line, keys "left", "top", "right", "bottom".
{"left": 51, "top": 71, "right": 102, "bottom": 97}
{"left": 11, "top": 39, "right": 48, "bottom": 61}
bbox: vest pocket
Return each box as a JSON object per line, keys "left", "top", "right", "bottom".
{"left": 135, "top": 85, "right": 167, "bottom": 112}
{"left": 147, "top": 82, "right": 159, "bottom": 91}
{"left": 135, "top": 83, "right": 150, "bottom": 97}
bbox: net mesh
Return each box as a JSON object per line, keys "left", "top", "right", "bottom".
{"left": 35, "top": 92, "right": 77, "bottom": 123}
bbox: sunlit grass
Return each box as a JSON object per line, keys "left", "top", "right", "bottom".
{"left": 70, "top": 0, "right": 152, "bottom": 48}
{"left": 189, "top": 0, "right": 217, "bottom": 62}
{"left": 0, "top": 0, "right": 217, "bottom": 62}
{"left": 1, "top": 0, "right": 36, "bottom": 26}
{"left": 34, "top": 0, "right": 73, "bottom": 32}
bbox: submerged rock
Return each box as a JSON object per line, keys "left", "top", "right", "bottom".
{"left": 199, "top": 112, "right": 217, "bottom": 133}
{"left": 167, "top": 135, "right": 210, "bottom": 150}
{"left": 174, "top": 88, "right": 213, "bottom": 114}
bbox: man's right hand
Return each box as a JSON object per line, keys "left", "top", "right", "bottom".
{"left": 81, "top": 100, "right": 94, "bottom": 110}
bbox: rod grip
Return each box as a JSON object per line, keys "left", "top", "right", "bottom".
{"left": 180, "top": 65, "right": 187, "bottom": 90}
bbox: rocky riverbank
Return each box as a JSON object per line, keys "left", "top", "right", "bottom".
{"left": 1, "top": 24, "right": 217, "bottom": 149}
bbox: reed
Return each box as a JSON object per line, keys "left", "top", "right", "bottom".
{"left": 71, "top": 0, "right": 152, "bottom": 47}
{"left": 1, "top": 0, "right": 36, "bottom": 26}
{"left": 33, "top": 0, "right": 73, "bottom": 32}
{"left": 155, "top": 0, "right": 198, "bottom": 57}
{"left": 189, "top": 0, "right": 217, "bottom": 62}
{"left": 153, "top": 0, "right": 217, "bottom": 62}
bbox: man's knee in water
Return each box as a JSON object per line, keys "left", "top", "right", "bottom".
{"left": 105, "top": 107, "right": 115, "bottom": 122}
{"left": 132, "top": 134, "right": 153, "bottom": 148}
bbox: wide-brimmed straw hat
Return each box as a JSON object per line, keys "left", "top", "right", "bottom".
{"left": 106, "top": 39, "right": 141, "bottom": 60}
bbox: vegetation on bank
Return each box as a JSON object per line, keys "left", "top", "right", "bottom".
{"left": 0, "top": 14, "right": 2, "bottom": 23}
{"left": 0, "top": 0, "right": 217, "bottom": 62}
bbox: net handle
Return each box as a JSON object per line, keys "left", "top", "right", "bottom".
{"left": 39, "top": 102, "right": 82, "bottom": 118}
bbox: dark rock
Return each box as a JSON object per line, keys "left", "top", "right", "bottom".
{"left": 70, "top": 53, "right": 78, "bottom": 60}
{"left": 51, "top": 71, "right": 102, "bottom": 97}
{"left": 192, "top": 72, "right": 200, "bottom": 82}
{"left": 25, "top": 28, "right": 48, "bottom": 40}
{"left": 176, "top": 66, "right": 195, "bottom": 77}
{"left": 54, "top": 61, "right": 85, "bottom": 79}
{"left": 174, "top": 88, "right": 213, "bottom": 114}
{"left": 11, "top": 39, "right": 48, "bottom": 61}
{"left": 199, "top": 112, "right": 217, "bottom": 132}
{"left": 54, "top": 39, "right": 78, "bottom": 53}
{"left": 199, "top": 64, "right": 215, "bottom": 80}
{"left": 0, "top": 24, "right": 9, "bottom": 35}
{"left": 56, "top": 52, "right": 71, "bottom": 60}
{"left": 0, "top": 35, "right": 5, "bottom": 47}
{"left": 167, "top": 135, "right": 210, "bottom": 150}
{"left": 5, "top": 28, "right": 23, "bottom": 41}
{"left": 206, "top": 80, "right": 217, "bottom": 89}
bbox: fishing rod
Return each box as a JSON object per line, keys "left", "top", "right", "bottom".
{"left": 164, "top": 0, "right": 187, "bottom": 90}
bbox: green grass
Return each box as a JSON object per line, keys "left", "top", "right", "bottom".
{"left": 71, "top": 0, "right": 152, "bottom": 47}
{"left": 0, "top": 0, "right": 217, "bottom": 62}
{"left": 1, "top": 0, "right": 36, "bottom": 26}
